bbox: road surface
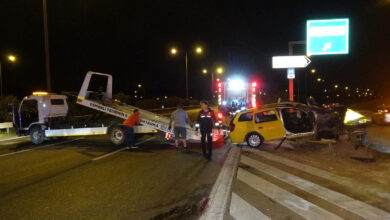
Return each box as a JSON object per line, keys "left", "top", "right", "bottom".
{"left": 0, "top": 134, "right": 229, "bottom": 219}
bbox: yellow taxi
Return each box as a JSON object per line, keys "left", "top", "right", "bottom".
{"left": 229, "top": 102, "right": 315, "bottom": 148}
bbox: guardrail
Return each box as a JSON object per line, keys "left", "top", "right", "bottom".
{"left": 0, "top": 122, "right": 13, "bottom": 134}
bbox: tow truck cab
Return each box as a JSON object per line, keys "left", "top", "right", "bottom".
{"left": 11, "top": 92, "right": 71, "bottom": 143}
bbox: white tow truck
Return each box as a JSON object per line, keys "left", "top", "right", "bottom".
{"left": 11, "top": 71, "right": 202, "bottom": 145}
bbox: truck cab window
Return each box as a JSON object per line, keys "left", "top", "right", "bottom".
{"left": 50, "top": 99, "right": 65, "bottom": 105}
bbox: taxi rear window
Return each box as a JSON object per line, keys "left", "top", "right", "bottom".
{"left": 255, "top": 110, "right": 277, "bottom": 123}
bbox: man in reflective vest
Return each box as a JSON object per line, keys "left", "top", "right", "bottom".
{"left": 195, "top": 101, "right": 216, "bottom": 160}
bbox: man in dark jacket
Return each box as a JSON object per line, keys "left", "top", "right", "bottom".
{"left": 195, "top": 101, "right": 216, "bottom": 160}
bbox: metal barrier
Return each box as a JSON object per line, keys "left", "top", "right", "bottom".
{"left": 0, "top": 122, "right": 13, "bottom": 134}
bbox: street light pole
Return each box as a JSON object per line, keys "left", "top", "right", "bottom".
{"left": 211, "top": 71, "right": 214, "bottom": 97}
{"left": 43, "top": 0, "right": 52, "bottom": 92}
{"left": 0, "top": 61, "right": 3, "bottom": 97}
{"left": 185, "top": 51, "right": 189, "bottom": 100}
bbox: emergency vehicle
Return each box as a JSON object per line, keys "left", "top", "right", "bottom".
{"left": 216, "top": 78, "right": 259, "bottom": 127}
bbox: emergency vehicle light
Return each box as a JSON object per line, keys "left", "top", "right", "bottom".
{"left": 252, "top": 82, "right": 257, "bottom": 87}
{"left": 228, "top": 79, "right": 245, "bottom": 91}
{"left": 33, "top": 91, "right": 48, "bottom": 96}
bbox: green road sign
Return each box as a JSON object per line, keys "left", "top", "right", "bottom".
{"left": 306, "top": 18, "right": 349, "bottom": 55}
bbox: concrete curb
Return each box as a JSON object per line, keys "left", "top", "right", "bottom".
{"left": 200, "top": 144, "right": 242, "bottom": 220}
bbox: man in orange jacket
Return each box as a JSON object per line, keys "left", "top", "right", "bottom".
{"left": 123, "top": 109, "right": 140, "bottom": 148}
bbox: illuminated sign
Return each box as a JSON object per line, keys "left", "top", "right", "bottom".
{"left": 307, "top": 18, "right": 349, "bottom": 55}
{"left": 272, "top": 56, "right": 311, "bottom": 68}
{"left": 287, "top": 68, "right": 295, "bottom": 79}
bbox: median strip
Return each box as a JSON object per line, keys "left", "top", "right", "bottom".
{"left": 200, "top": 145, "right": 241, "bottom": 220}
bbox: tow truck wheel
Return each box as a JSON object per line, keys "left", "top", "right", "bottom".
{"left": 30, "top": 126, "right": 44, "bottom": 145}
{"left": 110, "top": 126, "right": 125, "bottom": 146}
{"left": 246, "top": 133, "right": 263, "bottom": 148}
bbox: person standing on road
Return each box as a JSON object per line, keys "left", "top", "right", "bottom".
{"left": 195, "top": 101, "right": 216, "bottom": 160}
{"left": 169, "top": 104, "right": 192, "bottom": 150}
{"left": 123, "top": 109, "right": 140, "bottom": 149}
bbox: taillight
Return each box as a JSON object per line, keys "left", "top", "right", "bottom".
{"left": 230, "top": 122, "right": 235, "bottom": 132}
{"left": 217, "top": 112, "right": 223, "bottom": 120}
{"left": 165, "top": 132, "right": 172, "bottom": 139}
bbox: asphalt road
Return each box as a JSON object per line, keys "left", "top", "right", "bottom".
{"left": 0, "top": 134, "right": 229, "bottom": 219}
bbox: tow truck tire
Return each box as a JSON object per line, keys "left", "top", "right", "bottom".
{"left": 110, "top": 126, "right": 126, "bottom": 146}
{"left": 246, "top": 132, "right": 264, "bottom": 148}
{"left": 30, "top": 126, "right": 44, "bottom": 145}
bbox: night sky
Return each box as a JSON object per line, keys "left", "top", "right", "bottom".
{"left": 1, "top": 0, "right": 389, "bottom": 100}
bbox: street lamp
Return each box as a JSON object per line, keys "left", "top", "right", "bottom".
{"left": 169, "top": 46, "right": 204, "bottom": 100}
{"left": 334, "top": 84, "right": 339, "bottom": 89}
{"left": 202, "top": 69, "right": 207, "bottom": 74}
{"left": 311, "top": 69, "right": 316, "bottom": 74}
{"left": 0, "top": 54, "right": 17, "bottom": 97}
{"left": 316, "top": 78, "right": 321, "bottom": 82}
{"left": 137, "top": 83, "right": 142, "bottom": 88}
{"left": 195, "top": 47, "right": 203, "bottom": 54}
{"left": 217, "top": 67, "right": 223, "bottom": 74}
{"left": 8, "top": 55, "right": 16, "bottom": 62}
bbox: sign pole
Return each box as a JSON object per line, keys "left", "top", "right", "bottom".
{"left": 289, "top": 79, "right": 294, "bottom": 101}
{"left": 288, "top": 42, "right": 294, "bottom": 101}
{"left": 287, "top": 41, "right": 306, "bottom": 101}
{"left": 287, "top": 68, "right": 295, "bottom": 102}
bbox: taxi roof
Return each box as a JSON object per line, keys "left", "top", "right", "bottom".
{"left": 240, "top": 102, "right": 310, "bottom": 113}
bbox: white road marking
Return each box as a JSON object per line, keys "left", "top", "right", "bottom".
{"left": 237, "top": 167, "right": 343, "bottom": 220}
{"left": 200, "top": 146, "right": 241, "bottom": 220}
{"left": 0, "top": 138, "right": 83, "bottom": 158}
{"left": 230, "top": 192, "right": 271, "bottom": 220}
{"left": 244, "top": 148, "right": 390, "bottom": 201}
{"left": 241, "top": 155, "right": 390, "bottom": 219}
{"left": 91, "top": 136, "right": 156, "bottom": 161}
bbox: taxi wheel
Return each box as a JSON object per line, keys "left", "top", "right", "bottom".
{"left": 246, "top": 133, "right": 264, "bottom": 148}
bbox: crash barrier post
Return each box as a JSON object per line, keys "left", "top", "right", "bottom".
{"left": 0, "top": 122, "right": 13, "bottom": 135}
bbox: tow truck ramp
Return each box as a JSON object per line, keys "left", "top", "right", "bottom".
{"left": 76, "top": 71, "right": 201, "bottom": 141}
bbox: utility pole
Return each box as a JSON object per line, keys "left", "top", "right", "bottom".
{"left": 43, "top": 0, "right": 52, "bottom": 91}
